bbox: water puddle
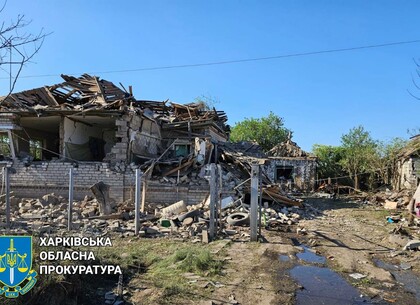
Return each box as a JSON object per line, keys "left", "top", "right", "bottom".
{"left": 296, "top": 245, "right": 326, "bottom": 264}
{"left": 279, "top": 255, "right": 290, "bottom": 262}
{"left": 284, "top": 240, "right": 377, "bottom": 305}
{"left": 374, "top": 259, "right": 420, "bottom": 300}
{"left": 290, "top": 265, "right": 371, "bottom": 305}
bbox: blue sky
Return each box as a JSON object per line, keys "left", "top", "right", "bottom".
{"left": 2, "top": 1, "right": 420, "bottom": 151}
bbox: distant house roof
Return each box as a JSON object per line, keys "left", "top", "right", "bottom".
{"left": 399, "top": 136, "right": 420, "bottom": 160}
{"left": 267, "top": 139, "right": 316, "bottom": 159}
{"left": 224, "top": 141, "right": 265, "bottom": 158}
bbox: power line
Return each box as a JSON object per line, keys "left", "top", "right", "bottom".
{"left": 2, "top": 39, "right": 420, "bottom": 80}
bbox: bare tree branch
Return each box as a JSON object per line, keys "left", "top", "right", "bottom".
{"left": 0, "top": 1, "right": 49, "bottom": 102}
{"left": 411, "top": 73, "right": 420, "bottom": 90}
{"left": 409, "top": 58, "right": 420, "bottom": 100}
{"left": 407, "top": 89, "right": 420, "bottom": 100}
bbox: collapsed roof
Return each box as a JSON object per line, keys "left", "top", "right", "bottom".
{"left": 0, "top": 74, "right": 132, "bottom": 112}
{"left": 267, "top": 139, "right": 315, "bottom": 159}
{"left": 0, "top": 74, "right": 230, "bottom": 133}
{"left": 399, "top": 135, "right": 420, "bottom": 160}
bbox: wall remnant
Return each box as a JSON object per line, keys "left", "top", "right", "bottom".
{"left": 395, "top": 135, "right": 420, "bottom": 190}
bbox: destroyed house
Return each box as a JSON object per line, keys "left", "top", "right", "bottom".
{"left": 264, "top": 139, "right": 317, "bottom": 191}
{"left": 0, "top": 74, "right": 230, "bottom": 203}
{"left": 219, "top": 140, "right": 317, "bottom": 192}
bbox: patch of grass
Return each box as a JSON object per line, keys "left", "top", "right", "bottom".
{"left": 11, "top": 237, "right": 226, "bottom": 305}
{"left": 95, "top": 238, "right": 225, "bottom": 304}
{"left": 179, "top": 248, "right": 221, "bottom": 273}
{"left": 353, "top": 277, "right": 374, "bottom": 287}
{"left": 96, "top": 239, "right": 223, "bottom": 274}
{"left": 149, "top": 245, "right": 221, "bottom": 286}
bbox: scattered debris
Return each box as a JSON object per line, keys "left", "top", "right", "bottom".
{"left": 349, "top": 273, "right": 367, "bottom": 280}
{"left": 384, "top": 201, "right": 398, "bottom": 210}
{"left": 403, "top": 240, "right": 420, "bottom": 251}
{"left": 400, "top": 263, "right": 412, "bottom": 270}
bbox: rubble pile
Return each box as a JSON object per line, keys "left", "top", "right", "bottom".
{"left": 1, "top": 193, "right": 134, "bottom": 235}
{"left": 0, "top": 189, "right": 320, "bottom": 242}
{"left": 314, "top": 183, "right": 413, "bottom": 209}
{"left": 367, "top": 188, "right": 412, "bottom": 209}
{"left": 126, "top": 195, "right": 318, "bottom": 242}
{"left": 0, "top": 132, "right": 313, "bottom": 240}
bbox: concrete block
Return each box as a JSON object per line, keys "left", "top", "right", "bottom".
{"left": 384, "top": 201, "right": 398, "bottom": 210}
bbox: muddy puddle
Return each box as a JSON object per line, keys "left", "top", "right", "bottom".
{"left": 296, "top": 245, "right": 326, "bottom": 264}
{"left": 279, "top": 254, "right": 290, "bottom": 262}
{"left": 374, "top": 259, "right": 420, "bottom": 300}
{"left": 290, "top": 265, "right": 372, "bottom": 305}
{"left": 287, "top": 240, "right": 377, "bottom": 305}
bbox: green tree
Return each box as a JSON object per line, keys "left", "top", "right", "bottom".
{"left": 340, "top": 126, "right": 377, "bottom": 190}
{"left": 312, "top": 144, "right": 345, "bottom": 180}
{"left": 230, "top": 112, "right": 291, "bottom": 151}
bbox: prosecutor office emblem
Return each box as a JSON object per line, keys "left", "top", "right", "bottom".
{"left": 0, "top": 236, "right": 37, "bottom": 298}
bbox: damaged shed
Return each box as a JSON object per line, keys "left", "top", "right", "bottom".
{"left": 265, "top": 138, "right": 317, "bottom": 191}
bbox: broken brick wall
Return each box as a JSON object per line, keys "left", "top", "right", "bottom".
{"left": 142, "top": 183, "right": 207, "bottom": 205}
{"left": 142, "top": 182, "right": 235, "bottom": 205}
{"left": 0, "top": 160, "right": 231, "bottom": 206}
{"left": 0, "top": 113, "right": 20, "bottom": 129}
{"left": 2, "top": 161, "right": 129, "bottom": 201}
{"left": 106, "top": 117, "right": 129, "bottom": 162}
{"left": 105, "top": 114, "right": 162, "bottom": 163}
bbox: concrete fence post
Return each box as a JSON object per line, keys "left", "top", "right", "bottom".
{"left": 5, "top": 167, "right": 10, "bottom": 231}
{"left": 68, "top": 167, "right": 74, "bottom": 231}
{"left": 209, "top": 163, "right": 217, "bottom": 240}
{"left": 135, "top": 169, "right": 142, "bottom": 235}
{"left": 250, "top": 164, "right": 260, "bottom": 242}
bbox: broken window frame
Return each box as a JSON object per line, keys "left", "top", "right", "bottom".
{"left": 275, "top": 165, "right": 294, "bottom": 181}
{"left": 0, "top": 132, "right": 11, "bottom": 156}
{"left": 174, "top": 144, "right": 190, "bottom": 157}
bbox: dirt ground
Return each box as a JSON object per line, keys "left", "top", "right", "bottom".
{"left": 299, "top": 198, "right": 420, "bottom": 305}
{"left": 153, "top": 197, "right": 420, "bottom": 305}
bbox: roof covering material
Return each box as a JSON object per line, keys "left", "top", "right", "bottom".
{"left": 0, "top": 73, "right": 230, "bottom": 134}
{"left": 399, "top": 136, "right": 420, "bottom": 160}
{"left": 267, "top": 139, "right": 316, "bottom": 159}
{"left": 0, "top": 74, "right": 131, "bottom": 112}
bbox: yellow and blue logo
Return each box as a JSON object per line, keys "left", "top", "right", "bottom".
{"left": 0, "top": 236, "right": 37, "bottom": 298}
